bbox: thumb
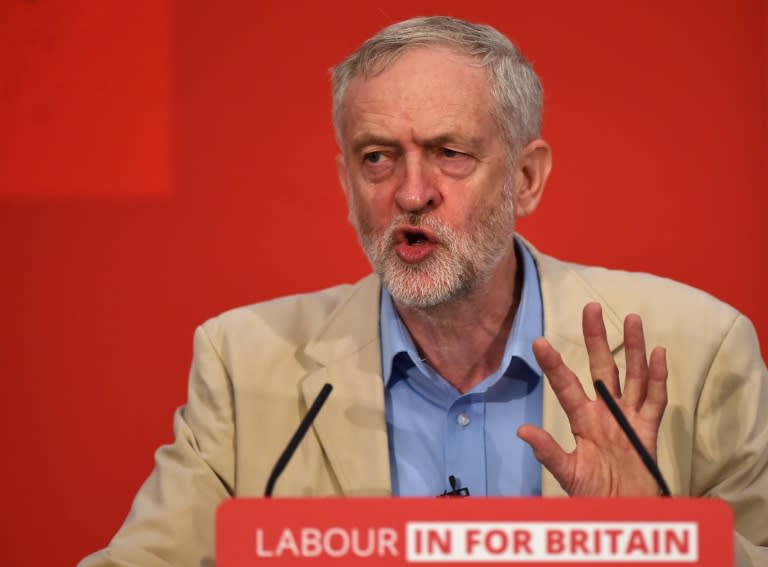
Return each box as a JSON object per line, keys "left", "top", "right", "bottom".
{"left": 518, "top": 424, "right": 572, "bottom": 491}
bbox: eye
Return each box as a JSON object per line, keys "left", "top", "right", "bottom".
{"left": 436, "top": 147, "right": 475, "bottom": 177}
{"left": 364, "top": 151, "right": 385, "bottom": 164}
{"left": 440, "top": 148, "right": 464, "bottom": 158}
{"left": 361, "top": 149, "right": 395, "bottom": 182}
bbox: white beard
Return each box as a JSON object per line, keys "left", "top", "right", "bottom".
{"left": 348, "top": 183, "right": 516, "bottom": 308}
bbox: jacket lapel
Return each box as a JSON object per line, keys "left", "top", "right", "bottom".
{"left": 532, "top": 249, "right": 625, "bottom": 495}
{"left": 301, "top": 275, "right": 392, "bottom": 496}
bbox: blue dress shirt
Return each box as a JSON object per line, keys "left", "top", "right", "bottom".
{"left": 380, "top": 239, "right": 544, "bottom": 496}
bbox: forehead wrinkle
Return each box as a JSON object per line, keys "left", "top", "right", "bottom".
{"left": 349, "top": 68, "right": 480, "bottom": 118}
{"left": 351, "top": 102, "right": 481, "bottom": 140}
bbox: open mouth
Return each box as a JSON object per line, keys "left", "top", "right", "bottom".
{"left": 404, "top": 230, "right": 429, "bottom": 246}
{"left": 396, "top": 226, "right": 435, "bottom": 246}
{"left": 393, "top": 226, "right": 437, "bottom": 264}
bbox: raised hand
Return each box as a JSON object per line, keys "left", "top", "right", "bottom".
{"left": 518, "top": 302, "right": 668, "bottom": 496}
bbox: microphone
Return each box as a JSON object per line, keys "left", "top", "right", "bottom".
{"left": 438, "top": 475, "right": 470, "bottom": 497}
{"left": 594, "top": 379, "right": 671, "bottom": 496}
{"left": 264, "top": 383, "right": 333, "bottom": 497}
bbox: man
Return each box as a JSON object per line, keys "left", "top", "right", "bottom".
{"left": 80, "top": 16, "right": 768, "bottom": 566}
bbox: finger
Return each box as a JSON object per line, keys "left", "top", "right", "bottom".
{"left": 517, "top": 424, "right": 572, "bottom": 490}
{"left": 532, "top": 337, "right": 589, "bottom": 418}
{"left": 583, "top": 302, "right": 620, "bottom": 395}
{"left": 622, "top": 314, "right": 650, "bottom": 408}
{"left": 640, "top": 346, "right": 668, "bottom": 422}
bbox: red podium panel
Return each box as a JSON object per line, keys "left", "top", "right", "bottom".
{"left": 216, "top": 497, "right": 733, "bottom": 566}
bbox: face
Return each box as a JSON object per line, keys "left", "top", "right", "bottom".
{"left": 337, "top": 47, "right": 518, "bottom": 308}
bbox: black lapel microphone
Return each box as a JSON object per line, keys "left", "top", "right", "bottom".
{"left": 594, "top": 379, "right": 671, "bottom": 496}
{"left": 438, "top": 474, "right": 470, "bottom": 497}
{"left": 264, "top": 383, "right": 333, "bottom": 497}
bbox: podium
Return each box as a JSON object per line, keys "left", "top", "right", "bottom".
{"left": 216, "top": 497, "right": 733, "bottom": 566}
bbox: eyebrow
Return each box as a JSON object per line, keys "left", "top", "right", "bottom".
{"left": 350, "top": 132, "right": 484, "bottom": 155}
{"left": 420, "top": 133, "right": 484, "bottom": 153}
{"left": 350, "top": 135, "right": 400, "bottom": 155}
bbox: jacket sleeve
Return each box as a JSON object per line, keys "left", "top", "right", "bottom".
{"left": 691, "top": 314, "right": 768, "bottom": 566}
{"left": 78, "top": 324, "right": 235, "bottom": 567}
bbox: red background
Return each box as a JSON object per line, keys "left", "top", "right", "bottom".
{"left": 1, "top": 1, "right": 766, "bottom": 565}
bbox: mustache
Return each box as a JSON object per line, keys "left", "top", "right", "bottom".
{"left": 373, "top": 214, "right": 464, "bottom": 265}
{"left": 382, "top": 213, "right": 455, "bottom": 245}
{"left": 391, "top": 213, "right": 448, "bottom": 232}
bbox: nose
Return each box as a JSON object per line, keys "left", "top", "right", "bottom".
{"left": 394, "top": 156, "right": 442, "bottom": 213}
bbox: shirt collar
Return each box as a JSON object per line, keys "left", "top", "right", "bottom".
{"left": 380, "top": 286, "right": 419, "bottom": 386}
{"left": 379, "top": 237, "right": 543, "bottom": 387}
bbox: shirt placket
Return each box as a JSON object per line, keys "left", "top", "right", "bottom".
{"left": 444, "top": 393, "right": 486, "bottom": 496}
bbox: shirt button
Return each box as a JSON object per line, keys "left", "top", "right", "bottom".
{"left": 456, "top": 412, "right": 471, "bottom": 427}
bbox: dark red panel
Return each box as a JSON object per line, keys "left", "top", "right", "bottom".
{"left": 0, "top": 2, "right": 171, "bottom": 198}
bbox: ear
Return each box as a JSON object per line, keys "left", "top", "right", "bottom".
{"left": 512, "top": 139, "right": 552, "bottom": 218}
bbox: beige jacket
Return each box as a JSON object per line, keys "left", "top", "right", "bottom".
{"left": 80, "top": 247, "right": 768, "bottom": 566}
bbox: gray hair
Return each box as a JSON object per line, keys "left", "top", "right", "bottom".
{"left": 331, "top": 16, "right": 543, "bottom": 158}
